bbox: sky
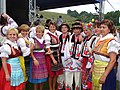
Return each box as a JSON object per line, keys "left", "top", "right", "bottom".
{"left": 45, "top": 0, "right": 120, "bottom": 14}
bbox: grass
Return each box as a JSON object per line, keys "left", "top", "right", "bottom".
{"left": 37, "top": 11, "right": 77, "bottom": 27}
{"left": 26, "top": 82, "right": 49, "bottom": 90}
{"left": 26, "top": 76, "right": 76, "bottom": 90}
{"left": 117, "top": 80, "right": 119, "bottom": 90}
{"left": 26, "top": 81, "right": 119, "bottom": 90}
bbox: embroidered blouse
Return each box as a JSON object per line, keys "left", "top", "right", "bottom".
{"left": 0, "top": 39, "right": 20, "bottom": 58}
{"left": 93, "top": 33, "right": 118, "bottom": 62}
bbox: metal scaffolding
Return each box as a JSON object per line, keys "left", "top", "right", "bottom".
{"left": 0, "top": 0, "right": 6, "bottom": 13}
{"left": 29, "top": 0, "right": 36, "bottom": 23}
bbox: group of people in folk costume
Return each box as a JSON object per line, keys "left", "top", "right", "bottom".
{"left": 0, "top": 13, "right": 120, "bottom": 90}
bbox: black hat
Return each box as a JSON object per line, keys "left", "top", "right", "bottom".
{"left": 59, "top": 23, "right": 70, "bottom": 31}
{"left": 71, "top": 22, "right": 83, "bottom": 30}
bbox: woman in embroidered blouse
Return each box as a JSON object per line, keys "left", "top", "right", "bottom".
{"left": 0, "top": 28, "right": 24, "bottom": 90}
{"left": 18, "top": 24, "right": 31, "bottom": 89}
{"left": 0, "top": 13, "right": 18, "bottom": 70}
{"left": 81, "top": 23, "right": 97, "bottom": 90}
{"left": 92, "top": 19, "right": 117, "bottom": 90}
{"left": 28, "top": 25, "right": 48, "bottom": 90}
{"left": 45, "top": 21, "right": 62, "bottom": 90}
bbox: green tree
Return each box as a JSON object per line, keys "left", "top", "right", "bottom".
{"left": 67, "top": 9, "right": 120, "bottom": 26}
{"left": 103, "top": 10, "right": 120, "bottom": 26}
{"left": 67, "top": 9, "right": 79, "bottom": 18}
{"left": 67, "top": 10, "right": 99, "bottom": 23}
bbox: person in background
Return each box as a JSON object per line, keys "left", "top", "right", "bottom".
{"left": 115, "top": 27, "right": 120, "bottom": 43}
{"left": 45, "top": 21, "right": 63, "bottom": 90}
{"left": 0, "top": 13, "right": 18, "bottom": 36}
{"left": 56, "top": 16, "right": 63, "bottom": 27}
{"left": 57, "top": 23, "right": 70, "bottom": 90}
{"left": 92, "top": 19, "right": 117, "bottom": 90}
{"left": 93, "top": 22, "right": 102, "bottom": 48}
{"left": 93, "top": 22, "right": 101, "bottom": 37}
{"left": 115, "top": 27, "right": 120, "bottom": 90}
{"left": 0, "top": 28, "right": 25, "bottom": 90}
{"left": 64, "top": 22, "right": 83, "bottom": 90}
{"left": 45, "top": 19, "right": 51, "bottom": 29}
{"left": 29, "top": 25, "right": 48, "bottom": 90}
{"left": 28, "top": 20, "right": 40, "bottom": 38}
{"left": 43, "top": 19, "right": 52, "bottom": 38}
{"left": 38, "top": 15, "right": 43, "bottom": 24}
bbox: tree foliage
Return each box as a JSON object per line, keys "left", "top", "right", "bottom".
{"left": 104, "top": 10, "right": 120, "bottom": 26}
{"left": 67, "top": 10, "right": 120, "bottom": 26}
{"left": 67, "top": 9, "right": 79, "bottom": 18}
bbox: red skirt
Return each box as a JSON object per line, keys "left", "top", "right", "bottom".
{"left": 0, "top": 64, "right": 24, "bottom": 90}
{"left": 45, "top": 55, "right": 63, "bottom": 78}
{"left": 82, "top": 57, "right": 92, "bottom": 90}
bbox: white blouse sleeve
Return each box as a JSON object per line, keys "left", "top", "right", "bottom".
{"left": 43, "top": 29, "right": 49, "bottom": 38}
{"left": 1, "top": 18, "right": 18, "bottom": 36}
{"left": 29, "top": 38, "right": 35, "bottom": 45}
{"left": 1, "top": 26, "right": 9, "bottom": 36}
{"left": 44, "top": 34, "right": 51, "bottom": 48}
{"left": 116, "top": 41, "right": 120, "bottom": 51}
{"left": 107, "top": 40, "right": 118, "bottom": 54}
{"left": 29, "top": 27, "right": 36, "bottom": 38}
{"left": 17, "top": 38, "right": 30, "bottom": 57}
{"left": 8, "top": 18, "right": 18, "bottom": 28}
{"left": 0, "top": 44, "right": 11, "bottom": 58}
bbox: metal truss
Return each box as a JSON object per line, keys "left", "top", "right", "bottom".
{"left": 0, "top": 0, "right": 6, "bottom": 13}
{"left": 29, "top": 0, "right": 36, "bottom": 23}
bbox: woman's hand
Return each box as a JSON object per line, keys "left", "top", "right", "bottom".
{"left": 1, "top": 13, "right": 10, "bottom": 21}
{"left": 2, "top": 57, "right": 10, "bottom": 81}
{"left": 33, "top": 59, "right": 39, "bottom": 66}
{"left": 45, "top": 49, "right": 53, "bottom": 55}
{"left": 89, "top": 68, "right": 92, "bottom": 75}
{"left": 53, "top": 59, "right": 57, "bottom": 65}
{"left": 30, "top": 43, "right": 34, "bottom": 51}
{"left": 99, "top": 52, "right": 116, "bottom": 84}
{"left": 99, "top": 74, "right": 107, "bottom": 84}
{"left": 79, "top": 35, "right": 83, "bottom": 43}
{"left": 6, "top": 74, "right": 10, "bottom": 81}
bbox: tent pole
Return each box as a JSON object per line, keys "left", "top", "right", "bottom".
{"left": 99, "top": 0, "right": 105, "bottom": 22}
